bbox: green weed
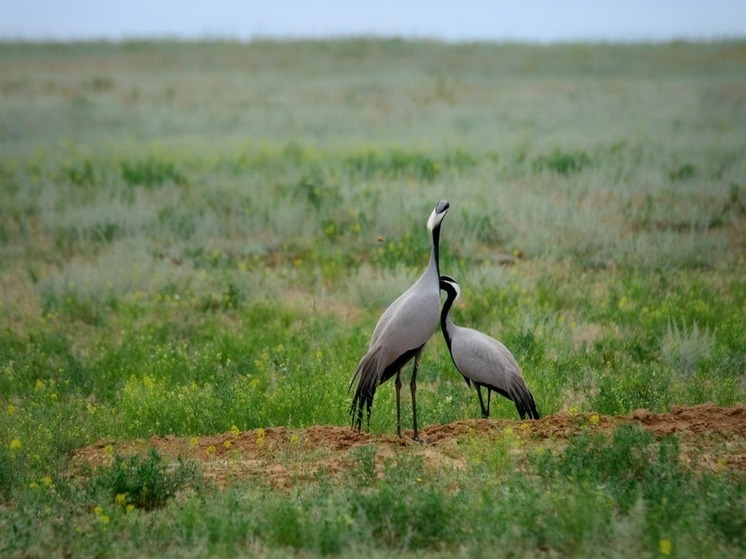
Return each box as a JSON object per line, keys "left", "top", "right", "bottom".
{"left": 120, "top": 156, "right": 186, "bottom": 187}
{"left": 344, "top": 148, "right": 440, "bottom": 182}
{"left": 0, "top": 444, "right": 24, "bottom": 501}
{"left": 347, "top": 444, "right": 377, "bottom": 487}
{"left": 93, "top": 447, "right": 200, "bottom": 511}
{"left": 532, "top": 147, "right": 592, "bottom": 175}
{"left": 62, "top": 158, "right": 102, "bottom": 187}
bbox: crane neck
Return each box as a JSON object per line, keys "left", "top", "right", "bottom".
{"left": 431, "top": 223, "right": 442, "bottom": 277}
{"left": 440, "top": 291, "right": 456, "bottom": 351}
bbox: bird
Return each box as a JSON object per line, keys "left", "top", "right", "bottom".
{"left": 349, "top": 199, "right": 451, "bottom": 439}
{"left": 439, "top": 275, "right": 540, "bottom": 420}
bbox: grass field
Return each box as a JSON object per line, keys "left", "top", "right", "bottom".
{"left": 0, "top": 39, "right": 745, "bottom": 557}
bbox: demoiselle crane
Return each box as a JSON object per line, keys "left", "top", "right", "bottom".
{"left": 439, "top": 275, "right": 540, "bottom": 420}
{"left": 349, "top": 200, "right": 450, "bottom": 439}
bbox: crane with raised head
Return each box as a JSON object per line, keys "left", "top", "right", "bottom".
{"left": 349, "top": 199, "right": 451, "bottom": 439}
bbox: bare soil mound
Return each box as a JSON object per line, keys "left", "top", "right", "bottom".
{"left": 73, "top": 403, "right": 746, "bottom": 488}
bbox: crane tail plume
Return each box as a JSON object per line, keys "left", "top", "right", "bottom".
{"left": 509, "top": 376, "right": 541, "bottom": 420}
{"left": 349, "top": 346, "right": 385, "bottom": 430}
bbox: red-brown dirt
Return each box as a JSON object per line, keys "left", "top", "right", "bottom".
{"left": 73, "top": 403, "right": 746, "bottom": 488}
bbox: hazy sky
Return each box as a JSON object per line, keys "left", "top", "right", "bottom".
{"left": 1, "top": 1, "right": 745, "bottom": 42}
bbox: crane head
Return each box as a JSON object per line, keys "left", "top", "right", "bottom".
{"left": 439, "top": 274, "right": 460, "bottom": 301}
{"left": 427, "top": 199, "right": 450, "bottom": 231}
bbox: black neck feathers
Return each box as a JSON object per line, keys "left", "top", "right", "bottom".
{"left": 432, "top": 224, "right": 441, "bottom": 276}
{"left": 439, "top": 282, "right": 456, "bottom": 351}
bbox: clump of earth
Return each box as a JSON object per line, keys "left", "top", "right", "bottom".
{"left": 73, "top": 403, "right": 746, "bottom": 488}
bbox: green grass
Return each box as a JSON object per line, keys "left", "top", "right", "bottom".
{"left": 1, "top": 426, "right": 743, "bottom": 558}
{"left": 0, "top": 39, "right": 744, "bottom": 557}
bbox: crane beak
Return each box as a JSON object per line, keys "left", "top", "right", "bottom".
{"left": 427, "top": 199, "right": 450, "bottom": 231}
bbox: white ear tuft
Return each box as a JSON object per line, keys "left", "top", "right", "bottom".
{"left": 427, "top": 207, "right": 439, "bottom": 231}
{"left": 453, "top": 282, "right": 461, "bottom": 301}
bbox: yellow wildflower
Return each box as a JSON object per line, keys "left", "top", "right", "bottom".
{"left": 115, "top": 493, "right": 127, "bottom": 507}
{"left": 6, "top": 405, "right": 16, "bottom": 416}
{"left": 659, "top": 538, "right": 672, "bottom": 556}
{"left": 10, "top": 438, "right": 21, "bottom": 450}
{"left": 41, "top": 476, "right": 53, "bottom": 487}
{"left": 589, "top": 414, "right": 600, "bottom": 426}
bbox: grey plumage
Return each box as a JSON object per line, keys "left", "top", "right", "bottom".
{"left": 439, "top": 275, "right": 540, "bottom": 420}
{"left": 349, "top": 200, "right": 450, "bottom": 439}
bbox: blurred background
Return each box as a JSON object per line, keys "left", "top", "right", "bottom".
{"left": 1, "top": 5, "right": 745, "bottom": 555}
{"left": 2, "top": 0, "right": 745, "bottom": 43}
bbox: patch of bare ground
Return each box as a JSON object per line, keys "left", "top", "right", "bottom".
{"left": 72, "top": 403, "right": 746, "bottom": 488}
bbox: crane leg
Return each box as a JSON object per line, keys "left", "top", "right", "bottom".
{"left": 410, "top": 353, "right": 420, "bottom": 440}
{"left": 395, "top": 370, "right": 402, "bottom": 438}
{"left": 476, "top": 385, "right": 489, "bottom": 419}
{"left": 487, "top": 389, "right": 492, "bottom": 418}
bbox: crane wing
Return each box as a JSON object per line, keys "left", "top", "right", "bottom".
{"left": 451, "top": 327, "right": 541, "bottom": 419}
{"left": 451, "top": 327, "right": 521, "bottom": 389}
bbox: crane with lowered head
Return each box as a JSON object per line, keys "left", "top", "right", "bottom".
{"left": 439, "top": 274, "right": 540, "bottom": 420}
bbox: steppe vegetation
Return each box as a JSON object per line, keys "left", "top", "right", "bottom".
{"left": 0, "top": 40, "right": 744, "bottom": 557}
